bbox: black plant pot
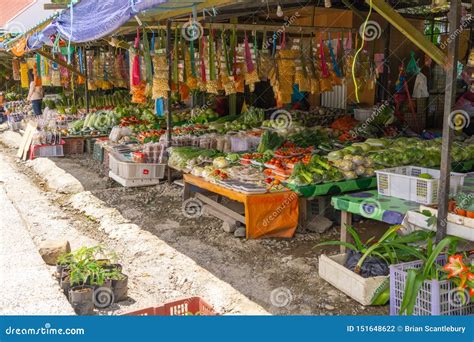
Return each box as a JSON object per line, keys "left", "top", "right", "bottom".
{"left": 69, "top": 286, "right": 94, "bottom": 315}
{"left": 112, "top": 274, "right": 128, "bottom": 303}
{"left": 60, "top": 274, "right": 71, "bottom": 295}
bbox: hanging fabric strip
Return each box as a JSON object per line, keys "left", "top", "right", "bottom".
{"left": 336, "top": 32, "right": 341, "bottom": 58}
{"left": 143, "top": 28, "right": 153, "bottom": 84}
{"left": 231, "top": 27, "right": 236, "bottom": 76}
{"left": 328, "top": 33, "right": 342, "bottom": 77}
{"left": 320, "top": 33, "right": 329, "bottom": 78}
{"left": 200, "top": 34, "right": 206, "bottom": 82}
{"left": 345, "top": 31, "right": 352, "bottom": 50}
{"left": 271, "top": 32, "right": 277, "bottom": 56}
{"left": 132, "top": 28, "right": 141, "bottom": 86}
{"left": 244, "top": 32, "right": 255, "bottom": 73}
{"left": 36, "top": 53, "right": 41, "bottom": 78}
{"left": 173, "top": 27, "right": 179, "bottom": 84}
{"left": 180, "top": 34, "right": 187, "bottom": 82}
{"left": 209, "top": 28, "right": 216, "bottom": 80}
{"left": 190, "top": 38, "right": 196, "bottom": 76}
{"left": 150, "top": 31, "right": 155, "bottom": 52}
{"left": 78, "top": 47, "right": 84, "bottom": 73}
{"left": 222, "top": 31, "right": 230, "bottom": 76}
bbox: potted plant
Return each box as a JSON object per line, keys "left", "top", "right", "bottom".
{"left": 316, "top": 225, "right": 432, "bottom": 306}
{"left": 454, "top": 193, "right": 468, "bottom": 217}
{"left": 393, "top": 236, "right": 474, "bottom": 315}
{"left": 68, "top": 261, "right": 94, "bottom": 315}
{"left": 56, "top": 252, "right": 74, "bottom": 276}
{"left": 107, "top": 267, "right": 129, "bottom": 302}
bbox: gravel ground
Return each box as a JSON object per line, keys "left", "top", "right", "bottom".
{"left": 51, "top": 153, "right": 389, "bottom": 315}
{"left": 0, "top": 131, "right": 389, "bottom": 315}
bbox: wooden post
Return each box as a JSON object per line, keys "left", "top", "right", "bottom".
{"left": 381, "top": 24, "right": 391, "bottom": 102}
{"left": 340, "top": 211, "right": 352, "bottom": 254}
{"left": 436, "top": 0, "right": 461, "bottom": 242}
{"left": 166, "top": 19, "right": 173, "bottom": 184}
{"left": 83, "top": 48, "right": 90, "bottom": 113}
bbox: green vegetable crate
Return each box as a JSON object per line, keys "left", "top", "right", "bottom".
{"left": 85, "top": 138, "right": 96, "bottom": 155}
{"left": 93, "top": 142, "right": 105, "bottom": 163}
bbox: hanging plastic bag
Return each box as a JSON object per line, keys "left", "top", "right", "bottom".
{"left": 406, "top": 51, "right": 420, "bottom": 75}
{"left": 132, "top": 28, "right": 141, "bottom": 86}
{"left": 412, "top": 72, "right": 429, "bottom": 98}
{"left": 319, "top": 34, "right": 333, "bottom": 92}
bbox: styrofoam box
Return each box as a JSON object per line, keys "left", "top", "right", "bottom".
{"left": 318, "top": 254, "right": 389, "bottom": 306}
{"left": 109, "top": 171, "right": 161, "bottom": 188}
{"left": 32, "top": 144, "right": 64, "bottom": 158}
{"left": 108, "top": 153, "right": 165, "bottom": 180}
{"left": 406, "top": 208, "right": 474, "bottom": 241}
{"left": 375, "top": 166, "right": 465, "bottom": 205}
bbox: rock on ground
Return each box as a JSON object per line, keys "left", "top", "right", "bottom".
{"left": 26, "top": 158, "right": 84, "bottom": 194}
{"left": 38, "top": 240, "right": 71, "bottom": 265}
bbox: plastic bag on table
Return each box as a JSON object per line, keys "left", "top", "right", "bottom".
{"left": 344, "top": 249, "right": 389, "bottom": 278}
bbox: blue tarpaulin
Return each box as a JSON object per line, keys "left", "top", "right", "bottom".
{"left": 27, "top": 0, "right": 170, "bottom": 49}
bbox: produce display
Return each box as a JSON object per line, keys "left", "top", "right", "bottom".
{"left": 327, "top": 137, "right": 474, "bottom": 169}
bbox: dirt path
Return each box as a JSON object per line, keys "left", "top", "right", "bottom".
{"left": 50, "top": 154, "right": 388, "bottom": 315}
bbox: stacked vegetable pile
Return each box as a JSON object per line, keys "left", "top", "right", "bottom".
{"left": 328, "top": 137, "right": 474, "bottom": 169}
{"left": 68, "top": 110, "right": 119, "bottom": 135}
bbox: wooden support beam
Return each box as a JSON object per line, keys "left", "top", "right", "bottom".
{"left": 36, "top": 49, "right": 86, "bottom": 78}
{"left": 145, "top": 0, "right": 235, "bottom": 22}
{"left": 366, "top": 0, "right": 447, "bottom": 66}
{"left": 436, "top": 0, "right": 461, "bottom": 242}
{"left": 118, "top": 22, "right": 355, "bottom": 34}
{"left": 44, "top": 3, "right": 67, "bottom": 10}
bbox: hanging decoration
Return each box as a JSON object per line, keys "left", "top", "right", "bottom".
{"left": 319, "top": 33, "right": 333, "bottom": 93}
{"left": 221, "top": 30, "right": 236, "bottom": 95}
{"left": 206, "top": 28, "right": 219, "bottom": 94}
{"left": 309, "top": 35, "right": 320, "bottom": 95}
{"left": 12, "top": 59, "right": 20, "bottom": 81}
{"left": 20, "top": 62, "right": 29, "bottom": 88}
{"left": 244, "top": 31, "right": 259, "bottom": 92}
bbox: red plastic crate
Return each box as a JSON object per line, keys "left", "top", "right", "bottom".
{"left": 123, "top": 297, "right": 215, "bottom": 316}
{"left": 29, "top": 140, "right": 65, "bottom": 160}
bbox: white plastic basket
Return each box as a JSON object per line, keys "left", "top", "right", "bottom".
{"left": 354, "top": 108, "right": 374, "bottom": 122}
{"left": 108, "top": 153, "right": 166, "bottom": 182}
{"left": 375, "top": 166, "right": 466, "bottom": 205}
{"left": 109, "top": 171, "right": 161, "bottom": 187}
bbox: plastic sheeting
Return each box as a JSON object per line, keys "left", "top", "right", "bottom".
{"left": 27, "top": 0, "right": 169, "bottom": 49}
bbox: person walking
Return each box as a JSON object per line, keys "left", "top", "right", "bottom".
{"left": 27, "top": 71, "right": 44, "bottom": 116}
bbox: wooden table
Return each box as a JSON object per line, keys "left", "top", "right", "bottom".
{"left": 183, "top": 174, "right": 299, "bottom": 239}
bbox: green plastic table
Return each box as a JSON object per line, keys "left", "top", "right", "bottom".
{"left": 331, "top": 173, "right": 474, "bottom": 252}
